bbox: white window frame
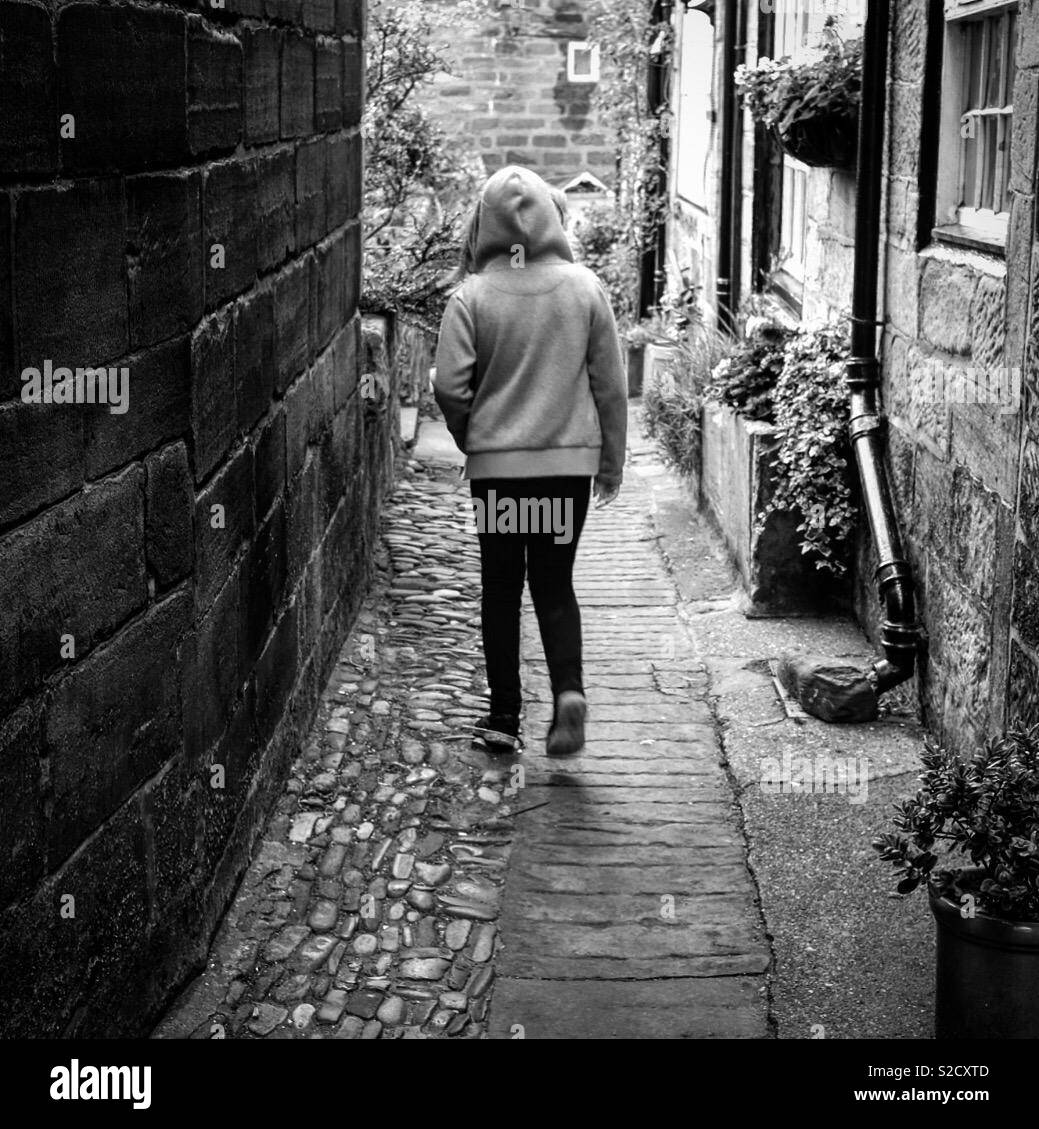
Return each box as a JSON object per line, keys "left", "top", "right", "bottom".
{"left": 768, "top": 1, "right": 864, "bottom": 304}
{"left": 567, "top": 41, "right": 601, "bottom": 84}
{"left": 771, "top": 1, "right": 831, "bottom": 300}
{"left": 778, "top": 158, "right": 809, "bottom": 293}
{"left": 674, "top": 7, "right": 715, "bottom": 210}
{"left": 935, "top": 0, "right": 1017, "bottom": 250}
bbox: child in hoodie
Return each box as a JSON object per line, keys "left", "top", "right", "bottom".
{"left": 434, "top": 166, "right": 628, "bottom": 756}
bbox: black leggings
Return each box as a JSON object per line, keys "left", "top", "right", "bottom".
{"left": 470, "top": 476, "right": 591, "bottom": 716}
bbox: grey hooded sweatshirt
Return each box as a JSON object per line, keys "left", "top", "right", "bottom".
{"left": 433, "top": 166, "right": 628, "bottom": 488}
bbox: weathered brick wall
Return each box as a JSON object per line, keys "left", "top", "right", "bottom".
{"left": 851, "top": 0, "right": 1039, "bottom": 756}
{"left": 399, "top": 0, "right": 613, "bottom": 184}
{"left": 0, "top": 0, "right": 382, "bottom": 1036}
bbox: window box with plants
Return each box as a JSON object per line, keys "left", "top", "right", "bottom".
{"left": 735, "top": 32, "right": 862, "bottom": 171}
{"left": 875, "top": 725, "right": 1039, "bottom": 1039}
{"left": 700, "top": 318, "right": 856, "bottom": 615}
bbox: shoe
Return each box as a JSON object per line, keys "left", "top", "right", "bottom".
{"left": 473, "top": 713, "right": 523, "bottom": 752}
{"left": 546, "top": 691, "right": 587, "bottom": 757}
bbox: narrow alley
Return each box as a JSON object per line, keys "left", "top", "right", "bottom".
{"left": 156, "top": 411, "right": 772, "bottom": 1040}
{"left": 6, "top": 0, "right": 1039, "bottom": 1090}
{"left": 156, "top": 404, "right": 936, "bottom": 1041}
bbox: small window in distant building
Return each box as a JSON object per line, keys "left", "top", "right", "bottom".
{"left": 935, "top": 1, "right": 1017, "bottom": 251}
{"left": 567, "top": 41, "right": 601, "bottom": 84}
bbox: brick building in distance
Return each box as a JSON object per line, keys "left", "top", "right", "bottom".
{"left": 405, "top": 0, "right": 616, "bottom": 187}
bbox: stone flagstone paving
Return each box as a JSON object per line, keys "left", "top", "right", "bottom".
{"left": 488, "top": 434, "right": 770, "bottom": 1038}
{"left": 155, "top": 423, "right": 770, "bottom": 1040}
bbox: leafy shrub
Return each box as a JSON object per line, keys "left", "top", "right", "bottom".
{"left": 735, "top": 30, "right": 862, "bottom": 132}
{"left": 704, "top": 316, "right": 792, "bottom": 422}
{"left": 362, "top": 0, "right": 489, "bottom": 332}
{"left": 586, "top": 1, "right": 673, "bottom": 331}
{"left": 571, "top": 203, "right": 640, "bottom": 330}
{"left": 874, "top": 725, "right": 1039, "bottom": 922}
{"left": 643, "top": 323, "right": 728, "bottom": 479}
{"left": 762, "top": 323, "right": 855, "bottom": 575}
{"left": 702, "top": 314, "right": 855, "bottom": 572}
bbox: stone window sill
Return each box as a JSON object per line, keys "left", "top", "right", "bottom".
{"left": 919, "top": 234, "right": 1008, "bottom": 281}
{"left": 931, "top": 223, "right": 1006, "bottom": 259}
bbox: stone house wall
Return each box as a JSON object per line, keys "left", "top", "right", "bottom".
{"left": 852, "top": 0, "right": 1039, "bottom": 756}
{"left": 666, "top": 0, "right": 1039, "bottom": 757}
{"left": 0, "top": 0, "right": 380, "bottom": 1036}
{"left": 666, "top": 3, "right": 857, "bottom": 325}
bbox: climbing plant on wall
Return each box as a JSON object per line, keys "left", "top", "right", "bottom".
{"left": 761, "top": 323, "right": 856, "bottom": 575}
{"left": 582, "top": 0, "right": 672, "bottom": 329}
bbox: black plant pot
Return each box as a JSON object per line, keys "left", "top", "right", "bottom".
{"left": 931, "top": 883, "right": 1039, "bottom": 1039}
{"left": 773, "top": 114, "right": 858, "bottom": 170}
{"left": 626, "top": 343, "right": 645, "bottom": 398}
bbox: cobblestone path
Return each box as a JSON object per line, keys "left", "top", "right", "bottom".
{"left": 156, "top": 423, "right": 770, "bottom": 1040}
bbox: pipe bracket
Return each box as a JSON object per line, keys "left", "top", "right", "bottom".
{"left": 844, "top": 356, "right": 880, "bottom": 391}
{"left": 849, "top": 415, "right": 883, "bottom": 441}
{"left": 875, "top": 560, "right": 913, "bottom": 589}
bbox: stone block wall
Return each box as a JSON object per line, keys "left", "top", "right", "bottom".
{"left": 851, "top": 0, "right": 1039, "bottom": 756}
{"left": 800, "top": 167, "right": 857, "bottom": 326}
{"left": 397, "top": 0, "right": 614, "bottom": 184}
{"left": 0, "top": 0, "right": 382, "bottom": 1036}
{"left": 667, "top": 0, "right": 1039, "bottom": 756}
{"left": 362, "top": 314, "right": 435, "bottom": 406}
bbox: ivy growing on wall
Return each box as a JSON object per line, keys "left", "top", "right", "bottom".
{"left": 761, "top": 323, "right": 856, "bottom": 576}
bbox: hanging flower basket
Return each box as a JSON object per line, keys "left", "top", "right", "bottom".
{"left": 772, "top": 113, "right": 858, "bottom": 170}
{"left": 736, "top": 32, "right": 862, "bottom": 172}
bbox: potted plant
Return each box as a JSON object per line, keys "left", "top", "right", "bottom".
{"left": 623, "top": 294, "right": 699, "bottom": 399}
{"left": 874, "top": 724, "right": 1039, "bottom": 1039}
{"left": 735, "top": 31, "right": 862, "bottom": 170}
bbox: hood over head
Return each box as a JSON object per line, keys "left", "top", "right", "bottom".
{"left": 473, "top": 165, "right": 574, "bottom": 271}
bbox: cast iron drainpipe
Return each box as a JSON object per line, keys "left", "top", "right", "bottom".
{"left": 715, "top": 0, "right": 739, "bottom": 333}
{"left": 847, "top": 0, "right": 923, "bottom": 693}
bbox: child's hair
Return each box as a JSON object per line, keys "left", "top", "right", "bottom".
{"left": 456, "top": 200, "right": 482, "bottom": 281}
{"left": 549, "top": 185, "right": 570, "bottom": 227}
{"left": 453, "top": 183, "right": 570, "bottom": 282}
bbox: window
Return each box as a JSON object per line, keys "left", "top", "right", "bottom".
{"left": 770, "top": 1, "right": 831, "bottom": 304}
{"left": 778, "top": 158, "right": 808, "bottom": 297}
{"left": 674, "top": 8, "right": 714, "bottom": 208}
{"left": 935, "top": 1, "right": 1017, "bottom": 250}
{"left": 774, "top": 0, "right": 826, "bottom": 61}
{"left": 765, "top": 1, "right": 863, "bottom": 306}
{"left": 567, "top": 41, "right": 601, "bottom": 84}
